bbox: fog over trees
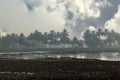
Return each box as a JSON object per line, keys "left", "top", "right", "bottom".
{"left": 0, "top": 29, "right": 119, "bottom": 49}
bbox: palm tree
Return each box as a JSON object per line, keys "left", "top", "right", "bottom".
{"left": 83, "top": 29, "right": 91, "bottom": 48}
{"left": 28, "top": 30, "right": 43, "bottom": 48}
{"left": 19, "top": 33, "right": 25, "bottom": 44}
{"left": 48, "top": 30, "right": 56, "bottom": 48}
{"left": 84, "top": 30, "right": 99, "bottom": 48}
{"left": 60, "top": 29, "right": 70, "bottom": 48}
{"left": 72, "top": 37, "right": 79, "bottom": 48}
{"left": 42, "top": 32, "right": 48, "bottom": 48}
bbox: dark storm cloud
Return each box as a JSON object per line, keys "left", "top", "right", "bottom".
{"left": 66, "top": 10, "right": 74, "bottom": 20}
{"left": 24, "top": 0, "right": 41, "bottom": 11}
{"left": 47, "top": 6, "right": 56, "bottom": 13}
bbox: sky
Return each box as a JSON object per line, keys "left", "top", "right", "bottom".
{"left": 0, "top": 0, "right": 120, "bottom": 38}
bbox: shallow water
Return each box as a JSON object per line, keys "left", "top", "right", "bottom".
{"left": 0, "top": 51, "right": 120, "bottom": 61}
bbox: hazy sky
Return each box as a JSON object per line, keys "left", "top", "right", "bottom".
{"left": 0, "top": 0, "right": 120, "bottom": 37}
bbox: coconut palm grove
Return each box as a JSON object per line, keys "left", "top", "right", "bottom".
{"left": 0, "top": 28, "right": 119, "bottom": 49}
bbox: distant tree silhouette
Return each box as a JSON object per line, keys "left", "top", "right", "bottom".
{"left": 28, "top": 30, "right": 43, "bottom": 41}
{"left": 19, "top": 33, "right": 25, "bottom": 44}
{"left": 48, "top": 30, "right": 57, "bottom": 48}
{"left": 72, "top": 37, "right": 80, "bottom": 48}
{"left": 84, "top": 30, "right": 100, "bottom": 48}
{"left": 0, "top": 28, "right": 119, "bottom": 49}
{"left": 60, "top": 29, "right": 70, "bottom": 48}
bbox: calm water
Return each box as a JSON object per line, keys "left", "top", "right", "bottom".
{"left": 0, "top": 51, "right": 120, "bottom": 61}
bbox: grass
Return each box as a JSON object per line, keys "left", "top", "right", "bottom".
{"left": 0, "top": 59, "right": 119, "bottom": 79}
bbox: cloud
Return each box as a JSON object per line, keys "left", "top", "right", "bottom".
{"left": 46, "top": 0, "right": 112, "bottom": 38}
{"left": 105, "top": 5, "right": 120, "bottom": 33}
{"left": 66, "top": 10, "right": 74, "bottom": 20}
{"left": 0, "top": 0, "right": 65, "bottom": 35}
{"left": 24, "top": 0, "right": 41, "bottom": 11}
{"left": 47, "top": 6, "right": 56, "bottom": 13}
{"left": 88, "top": 26, "right": 96, "bottom": 31}
{"left": 0, "top": 0, "right": 120, "bottom": 38}
{"left": 56, "top": 0, "right": 111, "bottom": 18}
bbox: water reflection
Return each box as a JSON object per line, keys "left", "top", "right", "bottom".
{"left": 0, "top": 52, "right": 120, "bottom": 61}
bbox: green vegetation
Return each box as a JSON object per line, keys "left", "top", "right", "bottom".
{"left": 0, "top": 29, "right": 120, "bottom": 50}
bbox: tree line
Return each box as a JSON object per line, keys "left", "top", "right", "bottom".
{"left": 0, "top": 29, "right": 119, "bottom": 49}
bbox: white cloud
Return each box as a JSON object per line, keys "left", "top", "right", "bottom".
{"left": 0, "top": 0, "right": 114, "bottom": 37}
{"left": 88, "top": 26, "right": 96, "bottom": 31}
{"left": 54, "top": 0, "right": 111, "bottom": 18}
{"left": 105, "top": 5, "right": 120, "bottom": 32}
{"left": 71, "top": 0, "right": 106, "bottom": 18}
{"left": 44, "top": 0, "right": 111, "bottom": 38}
{"left": 0, "top": 32, "right": 7, "bottom": 37}
{"left": 0, "top": 0, "right": 65, "bottom": 35}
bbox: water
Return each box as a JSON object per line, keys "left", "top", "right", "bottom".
{"left": 0, "top": 51, "right": 120, "bottom": 61}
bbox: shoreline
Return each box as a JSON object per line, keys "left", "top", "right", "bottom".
{"left": 0, "top": 48, "right": 120, "bottom": 53}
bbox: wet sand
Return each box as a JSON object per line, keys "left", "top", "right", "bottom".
{"left": 0, "top": 59, "right": 119, "bottom": 80}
